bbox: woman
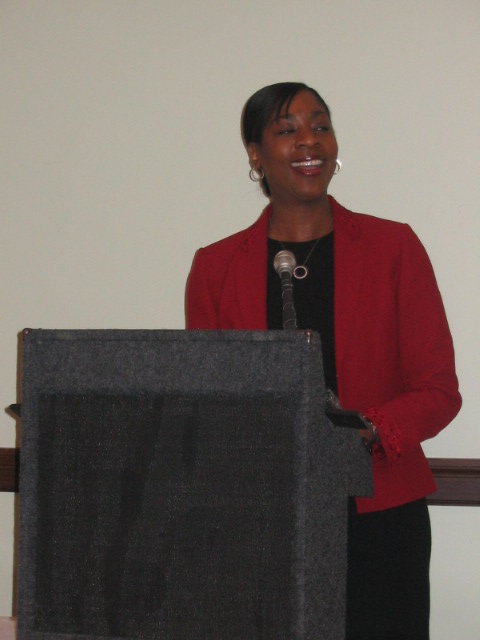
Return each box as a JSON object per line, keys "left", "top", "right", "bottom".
{"left": 185, "top": 82, "right": 461, "bottom": 639}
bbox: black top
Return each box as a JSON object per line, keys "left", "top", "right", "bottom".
{"left": 267, "top": 233, "right": 337, "bottom": 394}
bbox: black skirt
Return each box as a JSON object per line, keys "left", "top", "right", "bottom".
{"left": 346, "top": 498, "right": 431, "bottom": 640}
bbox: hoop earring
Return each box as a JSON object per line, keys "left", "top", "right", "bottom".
{"left": 249, "top": 167, "right": 265, "bottom": 182}
{"left": 334, "top": 159, "right": 343, "bottom": 174}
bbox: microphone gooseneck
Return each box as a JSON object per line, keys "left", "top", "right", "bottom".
{"left": 273, "top": 250, "right": 298, "bottom": 330}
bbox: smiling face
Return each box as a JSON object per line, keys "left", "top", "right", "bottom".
{"left": 248, "top": 90, "right": 338, "bottom": 207}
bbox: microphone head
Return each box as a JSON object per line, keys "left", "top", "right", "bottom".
{"left": 273, "top": 250, "right": 297, "bottom": 276}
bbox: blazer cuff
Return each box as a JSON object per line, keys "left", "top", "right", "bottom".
{"left": 364, "top": 407, "right": 401, "bottom": 463}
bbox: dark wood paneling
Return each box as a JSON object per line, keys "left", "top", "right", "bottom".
{"left": 1, "top": 448, "right": 479, "bottom": 505}
{"left": 427, "top": 458, "right": 480, "bottom": 506}
{"left": 0, "top": 449, "right": 19, "bottom": 493}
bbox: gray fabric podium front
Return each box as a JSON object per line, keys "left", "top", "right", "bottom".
{"left": 18, "top": 329, "right": 372, "bottom": 640}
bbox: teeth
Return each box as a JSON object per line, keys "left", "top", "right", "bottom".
{"left": 291, "top": 159, "right": 324, "bottom": 168}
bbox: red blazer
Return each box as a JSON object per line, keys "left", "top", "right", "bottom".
{"left": 185, "top": 196, "right": 461, "bottom": 513}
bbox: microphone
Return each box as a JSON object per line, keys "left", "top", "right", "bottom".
{"left": 273, "top": 250, "right": 298, "bottom": 330}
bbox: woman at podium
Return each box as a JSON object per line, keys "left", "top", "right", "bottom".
{"left": 186, "top": 82, "right": 461, "bottom": 639}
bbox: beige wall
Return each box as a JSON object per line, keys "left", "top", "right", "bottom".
{"left": 1, "top": 0, "right": 479, "bottom": 636}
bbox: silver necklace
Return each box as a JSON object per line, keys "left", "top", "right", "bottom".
{"left": 279, "top": 238, "right": 321, "bottom": 280}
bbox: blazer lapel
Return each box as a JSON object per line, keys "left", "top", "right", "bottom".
{"left": 332, "top": 200, "right": 365, "bottom": 369}
{"left": 231, "top": 207, "right": 270, "bottom": 330}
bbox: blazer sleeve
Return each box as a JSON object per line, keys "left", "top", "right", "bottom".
{"left": 185, "top": 248, "right": 220, "bottom": 330}
{"left": 365, "top": 226, "right": 461, "bottom": 463}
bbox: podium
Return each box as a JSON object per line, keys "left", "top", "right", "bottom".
{"left": 18, "top": 330, "right": 372, "bottom": 640}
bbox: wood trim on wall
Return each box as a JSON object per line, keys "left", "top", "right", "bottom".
{"left": 0, "top": 449, "right": 19, "bottom": 493}
{"left": 1, "top": 448, "right": 479, "bottom": 505}
{"left": 426, "top": 458, "right": 480, "bottom": 506}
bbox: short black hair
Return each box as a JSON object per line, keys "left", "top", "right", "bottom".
{"left": 241, "top": 82, "right": 331, "bottom": 195}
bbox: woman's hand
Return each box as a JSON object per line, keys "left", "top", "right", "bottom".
{"left": 359, "top": 420, "right": 380, "bottom": 453}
